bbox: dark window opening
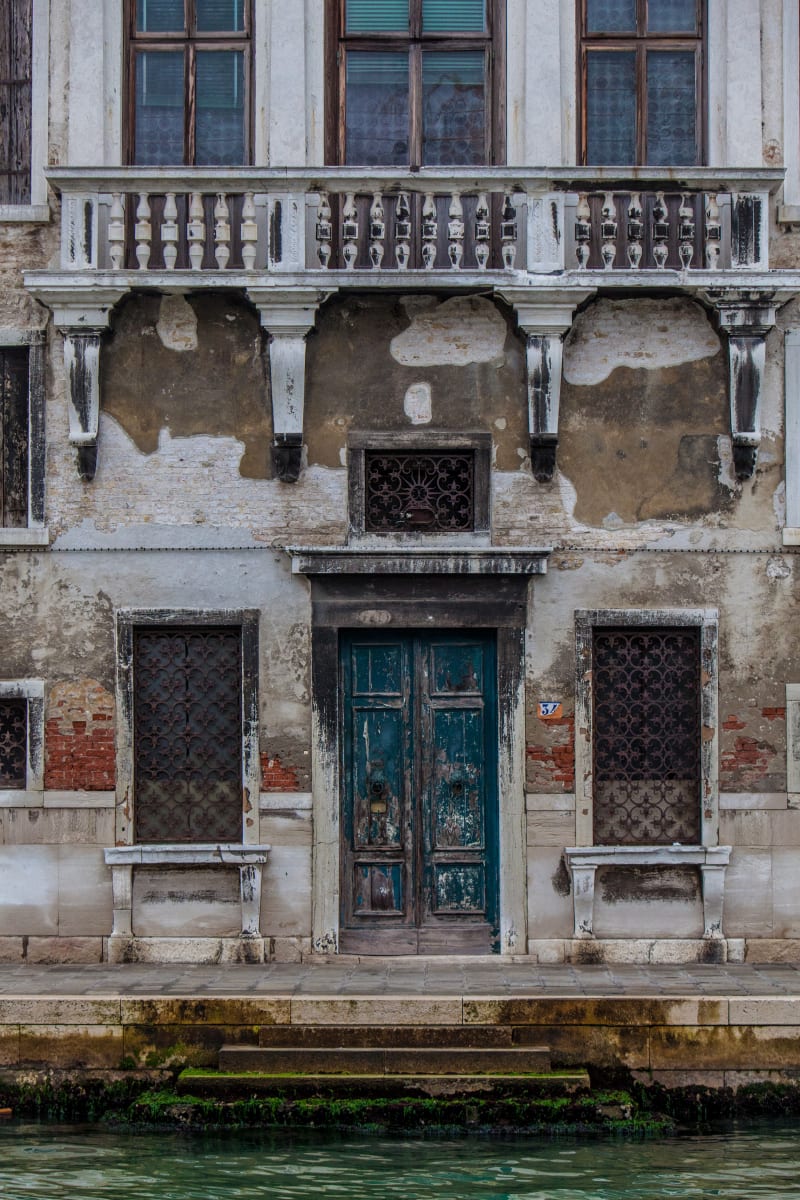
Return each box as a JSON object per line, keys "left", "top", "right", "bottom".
{"left": 0, "top": 347, "right": 29, "bottom": 529}
{"left": 592, "top": 625, "right": 702, "bottom": 845}
{"left": 0, "top": 0, "right": 32, "bottom": 204}
{"left": 328, "top": 0, "right": 505, "bottom": 166}
{"left": 126, "top": 0, "right": 251, "bottom": 164}
{"left": 133, "top": 626, "right": 243, "bottom": 843}
{"left": 0, "top": 698, "right": 26, "bottom": 788}
{"left": 364, "top": 450, "right": 475, "bottom": 532}
{"left": 579, "top": 0, "right": 704, "bottom": 165}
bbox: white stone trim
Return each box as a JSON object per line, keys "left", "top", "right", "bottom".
{"left": 784, "top": 331, "right": 800, "bottom": 542}
{"left": 574, "top": 608, "right": 720, "bottom": 847}
{"left": 43, "top": 790, "right": 115, "bottom": 808}
{"left": 707, "top": 0, "right": 763, "bottom": 169}
{"left": 0, "top": 680, "right": 44, "bottom": 805}
{"left": 786, "top": 683, "right": 800, "bottom": 805}
{"left": 259, "top": 791, "right": 312, "bottom": 811}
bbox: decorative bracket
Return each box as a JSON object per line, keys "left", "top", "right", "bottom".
{"left": 248, "top": 288, "right": 334, "bottom": 482}
{"left": 497, "top": 288, "right": 595, "bottom": 482}
{"left": 43, "top": 291, "right": 125, "bottom": 482}
{"left": 709, "top": 291, "right": 778, "bottom": 480}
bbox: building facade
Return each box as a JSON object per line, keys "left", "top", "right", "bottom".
{"left": 1, "top": 0, "right": 800, "bottom": 964}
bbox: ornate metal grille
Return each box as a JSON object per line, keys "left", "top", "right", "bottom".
{"left": 133, "top": 628, "right": 242, "bottom": 843}
{"left": 364, "top": 451, "right": 474, "bottom": 533}
{"left": 593, "top": 627, "right": 701, "bottom": 846}
{"left": 0, "top": 699, "right": 26, "bottom": 788}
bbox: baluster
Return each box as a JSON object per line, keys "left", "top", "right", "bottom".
{"left": 421, "top": 192, "right": 437, "bottom": 270}
{"left": 626, "top": 193, "right": 643, "bottom": 268}
{"left": 652, "top": 191, "right": 669, "bottom": 269}
{"left": 575, "top": 193, "right": 591, "bottom": 269}
{"left": 500, "top": 193, "right": 518, "bottom": 269}
{"left": 474, "top": 192, "right": 490, "bottom": 271}
{"left": 134, "top": 193, "right": 152, "bottom": 270}
{"left": 161, "top": 192, "right": 179, "bottom": 270}
{"left": 447, "top": 192, "right": 464, "bottom": 269}
{"left": 316, "top": 191, "right": 332, "bottom": 268}
{"left": 705, "top": 193, "right": 722, "bottom": 270}
{"left": 241, "top": 191, "right": 258, "bottom": 271}
{"left": 108, "top": 192, "right": 125, "bottom": 270}
{"left": 678, "top": 193, "right": 696, "bottom": 270}
{"left": 600, "top": 192, "right": 617, "bottom": 270}
{"left": 342, "top": 192, "right": 359, "bottom": 270}
{"left": 368, "top": 191, "right": 385, "bottom": 270}
{"left": 214, "top": 193, "right": 230, "bottom": 270}
{"left": 187, "top": 192, "right": 206, "bottom": 270}
{"left": 395, "top": 192, "right": 411, "bottom": 270}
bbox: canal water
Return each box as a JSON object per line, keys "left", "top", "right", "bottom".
{"left": 0, "top": 1121, "right": 798, "bottom": 1199}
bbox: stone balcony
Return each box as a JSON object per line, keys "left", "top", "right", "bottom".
{"left": 21, "top": 165, "right": 800, "bottom": 485}
{"left": 27, "top": 164, "right": 787, "bottom": 295}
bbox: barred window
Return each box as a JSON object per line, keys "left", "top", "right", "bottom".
{"left": 592, "top": 626, "right": 701, "bottom": 845}
{"left": 133, "top": 626, "right": 243, "bottom": 843}
{"left": 0, "top": 698, "right": 27, "bottom": 789}
{"left": 0, "top": 347, "right": 29, "bottom": 529}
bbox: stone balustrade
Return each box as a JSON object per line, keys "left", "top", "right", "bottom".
{"left": 42, "top": 166, "right": 782, "bottom": 283}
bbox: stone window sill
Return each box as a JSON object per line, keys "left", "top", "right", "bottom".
{"left": 0, "top": 528, "right": 49, "bottom": 548}
{"left": 0, "top": 204, "right": 50, "bottom": 224}
{"left": 564, "top": 845, "right": 732, "bottom": 940}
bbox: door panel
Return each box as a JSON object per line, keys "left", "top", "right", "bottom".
{"left": 340, "top": 631, "right": 498, "bottom": 954}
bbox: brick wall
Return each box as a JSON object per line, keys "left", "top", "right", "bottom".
{"left": 44, "top": 679, "right": 115, "bottom": 791}
{"left": 260, "top": 752, "right": 300, "bottom": 792}
{"left": 527, "top": 712, "right": 576, "bottom": 792}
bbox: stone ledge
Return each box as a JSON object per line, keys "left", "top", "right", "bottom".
{"left": 105, "top": 936, "right": 268, "bottom": 965}
{"left": 104, "top": 844, "right": 271, "bottom": 866}
{"left": 526, "top": 938, "right": 741, "bottom": 965}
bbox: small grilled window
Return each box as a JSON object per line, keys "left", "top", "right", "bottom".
{"left": 133, "top": 626, "right": 242, "bottom": 843}
{"left": 592, "top": 626, "right": 701, "bottom": 845}
{"left": 0, "top": 698, "right": 27, "bottom": 789}
{"left": 364, "top": 450, "right": 475, "bottom": 533}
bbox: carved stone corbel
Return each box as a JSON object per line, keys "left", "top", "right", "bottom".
{"left": 46, "top": 292, "right": 125, "bottom": 482}
{"left": 711, "top": 293, "right": 778, "bottom": 481}
{"left": 248, "top": 288, "right": 335, "bottom": 483}
{"left": 496, "top": 288, "right": 595, "bottom": 482}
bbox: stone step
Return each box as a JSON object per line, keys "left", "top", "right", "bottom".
{"left": 179, "top": 1069, "right": 586, "bottom": 1101}
{"left": 257, "top": 1024, "right": 515, "bottom": 1048}
{"left": 217, "top": 1045, "right": 551, "bottom": 1075}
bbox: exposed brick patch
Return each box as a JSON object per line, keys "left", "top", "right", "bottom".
{"left": 762, "top": 707, "right": 786, "bottom": 721}
{"left": 527, "top": 713, "right": 575, "bottom": 791}
{"left": 260, "top": 752, "right": 300, "bottom": 792}
{"left": 722, "top": 714, "right": 746, "bottom": 731}
{"left": 44, "top": 679, "right": 115, "bottom": 791}
{"left": 720, "top": 736, "right": 773, "bottom": 789}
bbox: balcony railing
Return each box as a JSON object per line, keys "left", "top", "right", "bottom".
{"left": 43, "top": 166, "right": 782, "bottom": 283}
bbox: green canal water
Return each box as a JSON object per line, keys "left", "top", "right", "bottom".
{"left": 0, "top": 1121, "right": 798, "bottom": 1199}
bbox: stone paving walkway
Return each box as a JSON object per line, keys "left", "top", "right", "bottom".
{"left": 0, "top": 961, "right": 799, "bottom": 997}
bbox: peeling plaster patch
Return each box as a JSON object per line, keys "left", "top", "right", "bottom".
{"left": 603, "top": 512, "right": 625, "bottom": 531}
{"left": 390, "top": 296, "right": 507, "bottom": 367}
{"left": 717, "top": 436, "right": 737, "bottom": 491}
{"left": 766, "top": 556, "right": 792, "bottom": 580}
{"left": 774, "top": 480, "right": 786, "bottom": 527}
{"left": 156, "top": 294, "right": 199, "bottom": 352}
{"left": 563, "top": 298, "right": 720, "bottom": 386}
{"left": 494, "top": 417, "right": 507, "bottom": 430}
{"left": 404, "top": 382, "right": 432, "bottom": 424}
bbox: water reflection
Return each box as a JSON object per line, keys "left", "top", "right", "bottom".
{"left": 1, "top": 1122, "right": 797, "bottom": 1199}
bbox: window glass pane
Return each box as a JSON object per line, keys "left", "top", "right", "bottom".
{"left": 346, "top": 0, "right": 408, "bottom": 32}
{"left": 134, "top": 51, "right": 184, "bottom": 165}
{"left": 422, "top": 51, "right": 485, "bottom": 165}
{"left": 196, "top": 0, "right": 245, "bottom": 31}
{"left": 345, "top": 51, "right": 409, "bottom": 165}
{"left": 422, "top": 0, "right": 486, "bottom": 32}
{"left": 646, "top": 50, "right": 696, "bottom": 164}
{"left": 647, "top": 0, "right": 697, "bottom": 32}
{"left": 136, "top": 0, "right": 185, "bottom": 32}
{"left": 195, "top": 50, "right": 245, "bottom": 164}
{"left": 586, "top": 0, "right": 636, "bottom": 33}
{"left": 586, "top": 50, "right": 636, "bottom": 163}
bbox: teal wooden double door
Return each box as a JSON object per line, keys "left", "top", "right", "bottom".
{"left": 340, "top": 632, "right": 499, "bottom": 954}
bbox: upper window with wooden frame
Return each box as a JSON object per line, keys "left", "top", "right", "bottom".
{"left": 579, "top": 0, "right": 705, "bottom": 166}
{"left": 1, "top": 0, "right": 32, "bottom": 204}
{"left": 327, "top": 0, "right": 505, "bottom": 167}
{"left": 126, "top": 0, "right": 252, "bottom": 165}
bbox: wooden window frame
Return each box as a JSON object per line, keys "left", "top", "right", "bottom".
{"left": 124, "top": 0, "right": 253, "bottom": 166}
{"left": 577, "top": 0, "right": 706, "bottom": 166}
{"left": 0, "top": 0, "right": 32, "bottom": 205}
{"left": 325, "top": 0, "right": 506, "bottom": 167}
